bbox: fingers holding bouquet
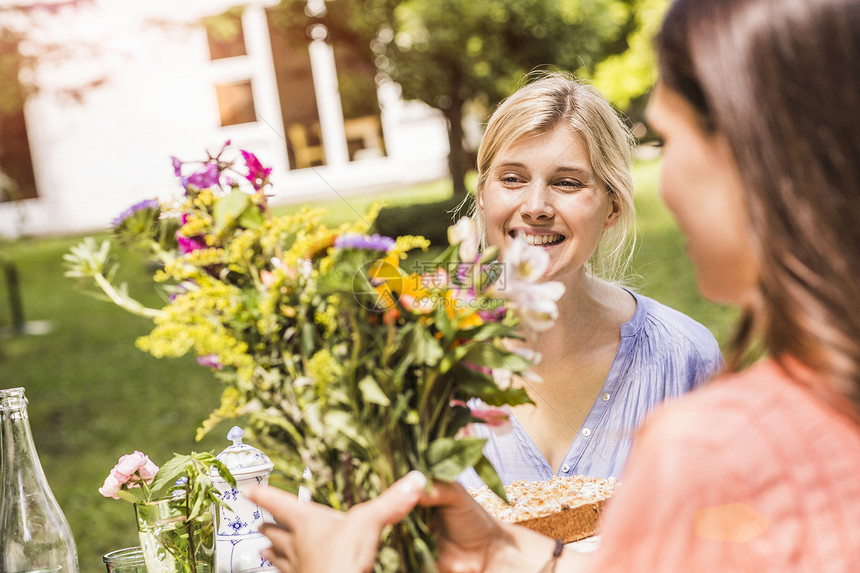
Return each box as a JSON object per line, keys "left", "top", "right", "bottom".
{"left": 247, "top": 471, "right": 429, "bottom": 573}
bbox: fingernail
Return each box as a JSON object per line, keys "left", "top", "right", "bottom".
{"left": 399, "top": 470, "right": 427, "bottom": 495}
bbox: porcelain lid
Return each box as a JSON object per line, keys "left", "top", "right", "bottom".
{"left": 214, "top": 426, "right": 274, "bottom": 477}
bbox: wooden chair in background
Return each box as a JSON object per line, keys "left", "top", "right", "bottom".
{"left": 287, "top": 123, "right": 325, "bottom": 169}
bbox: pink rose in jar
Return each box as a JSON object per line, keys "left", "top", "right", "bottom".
{"left": 99, "top": 451, "right": 159, "bottom": 500}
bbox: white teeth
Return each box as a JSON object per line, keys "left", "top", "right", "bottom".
{"left": 522, "top": 233, "right": 562, "bottom": 246}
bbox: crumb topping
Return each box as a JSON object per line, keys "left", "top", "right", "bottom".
{"left": 467, "top": 475, "right": 619, "bottom": 523}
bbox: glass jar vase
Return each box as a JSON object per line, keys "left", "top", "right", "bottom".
{"left": 135, "top": 495, "right": 215, "bottom": 573}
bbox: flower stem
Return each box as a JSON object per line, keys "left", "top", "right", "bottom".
{"left": 185, "top": 483, "right": 198, "bottom": 573}
{"left": 92, "top": 272, "right": 163, "bottom": 318}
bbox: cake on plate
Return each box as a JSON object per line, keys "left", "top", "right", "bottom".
{"left": 467, "top": 475, "right": 619, "bottom": 543}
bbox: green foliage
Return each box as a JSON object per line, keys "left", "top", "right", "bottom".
{"left": 270, "top": 0, "right": 645, "bottom": 193}
{"left": 590, "top": 0, "right": 671, "bottom": 109}
{"left": 383, "top": 0, "right": 632, "bottom": 107}
{"left": 374, "top": 196, "right": 465, "bottom": 247}
{"left": 148, "top": 452, "right": 236, "bottom": 519}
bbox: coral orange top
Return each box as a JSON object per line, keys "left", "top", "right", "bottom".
{"left": 589, "top": 359, "right": 860, "bottom": 572}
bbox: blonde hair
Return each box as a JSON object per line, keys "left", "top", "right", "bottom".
{"left": 468, "top": 71, "right": 637, "bottom": 282}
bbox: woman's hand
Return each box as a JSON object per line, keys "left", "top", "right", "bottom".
{"left": 246, "top": 471, "right": 427, "bottom": 573}
{"left": 246, "top": 473, "right": 571, "bottom": 573}
{"left": 421, "top": 481, "right": 567, "bottom": 573}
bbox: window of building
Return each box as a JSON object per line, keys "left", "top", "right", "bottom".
{"left": 215, "top": 80, "right": 257, "bottom": 126}
{"left": 205, "top": 10, "right": 247, "bottom": 60}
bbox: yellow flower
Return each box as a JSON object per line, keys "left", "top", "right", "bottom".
{"left": 308, "top": 348, "right": 343, "bottom": 389}
{"left": 391, "top": 235, "right": 431, "bottom": 259}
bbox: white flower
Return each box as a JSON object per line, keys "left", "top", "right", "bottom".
{"left": 510, "top": 346, "right": 542, "bottom": 365}
{"left": 494, "top": 236, "right": 565, "bottom": 332}
{"left": 492, "top": 368, "right": 513, "bottom": 390}
{"left": 448, "top": 217, "right": 480, "bottom": 262}
{"left": 521, "top": 368, "right": 544, "bottom": 386}
{"left": 503, "top": 235, "right": 549, "bottom": 282}
{"left": 513, "top": 281, "right": 565, "bottom": 331}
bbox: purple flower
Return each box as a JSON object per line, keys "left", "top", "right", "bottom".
{"left": 186, "top": 162, "right": 220, "bottom": 190}
{"left": 197, "top": 354, "right": 222, "bottom": 370}
{"left": 177, "top": 234, "right": 207, "bottom": 254}
{"left": 111, "top": 199, "right": 160, "bottom": 228}
{"left": 478, "top": 307, "right": 506, "bottom": 322}
{"left": 334, "top": 233, "right": 396, "bottom": 252}
{"left": 170, "top": 156, "right": 183, "bottom": 177}
{"left": 240, "top": 149, "right": 272, "bottom": 190}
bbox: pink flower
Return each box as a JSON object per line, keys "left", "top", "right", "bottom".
{"left": 240, "top": 149, "right": 272, "bottom": 190}
{"left": 470, "top": 404, "right": 512, "bottom": 433}
{"left": 137, "top": 458, "right": 159, "bottom": 480}
{"left": 114, "top": 451, "right": 147, "bottom": 480}
{"left": 260, "top": 270, "right": 276, "bottom": 287}
{"left": 99, "top": 451, "right": 159, "bottom": 500}
{"left": 177, "top": 233, "right": 207, "bottom": 254}
{"left": 197, "top": 354, "right": 223, "bottom": 370}
{"left": 98, "top": 474, "right": 123, "bottom": 499}
{"left": 450, "top": 399, "right": 513, "bottom": 435}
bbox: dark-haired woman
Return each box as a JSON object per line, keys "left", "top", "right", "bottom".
{"left": 248, "top": 0, "right": 860, "bottom": 570}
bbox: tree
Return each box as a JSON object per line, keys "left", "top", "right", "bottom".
{"left": 590, "top": 0, "right": 670, "bottom": 111}
{"left": 273, "top": 0, "right": 637, "bottom": 195}
{"left": 0, "top": 0, "right": 101, "bottom": 204}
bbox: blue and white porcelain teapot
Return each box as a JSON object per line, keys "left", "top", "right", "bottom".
{"left": 212, "top": 426, "right": 277, "bottom": 573}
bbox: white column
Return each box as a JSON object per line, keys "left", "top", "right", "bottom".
{"left": 308, "top": 26, "right": 349, "bottom": 166}
{"left": 242, "top": 3, "right": 290, "bottom": 174}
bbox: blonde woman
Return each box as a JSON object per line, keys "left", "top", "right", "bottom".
{"left": 458, "top": 73, "right": 722, "bottom": 486}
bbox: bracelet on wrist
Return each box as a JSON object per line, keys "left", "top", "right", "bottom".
{"left": 541, "top": 539, "right": 564, "bottom": 573}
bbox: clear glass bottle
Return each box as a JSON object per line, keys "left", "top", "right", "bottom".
{"left": 1, "top": 387, "right": 79, "bottom": 572}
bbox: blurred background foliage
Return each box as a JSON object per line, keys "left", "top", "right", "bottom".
{"left": 269, "top": 0, "right": 669, "bottom": 194}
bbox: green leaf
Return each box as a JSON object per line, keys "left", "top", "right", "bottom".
{"left": 426, "top": 437, "right": 486, "bottom": 482}
{"left": 323, "top": 409, "right": 370, "bottom": 449}
{"left": 149, "top": 454, "right": 192, "bottom": 493}
{"left": 301, "top": 322, "right": 317, "bottom": 357}
{"left": 449, "top": 364, "right": 532, "bottom": 407}
{"left": 433, "top": 303, "right": 455, "bottom": 342}
{"left": 474, "top": 455, "right": 507, "bottom": 503}
{"left": 446, "top": 399, "right": 475, "bottom": 435}
{"left": 458, "top": 341, "right": 531, "bottom": 371}
{"left": 210, "top": 458, "right": 237, "bottom": 489}
{"left": 238, "top": 203, "right": 265, "bottom": 229}
{"left": 358, "top": 375, "right": 391, "bottom": 406}
{"left": 459, "top": 321, "right": 520, "bottom": 343}
{"left": 213, "top": 189, "right": 252, "bottom": 233}
{"left": 116, "top": 489, "right": 142, "bottom": 504}
{"left": 409, "top": 323, "right": 444, "bottom": 366}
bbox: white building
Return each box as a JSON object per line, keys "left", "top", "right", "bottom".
{"left": 0, "top": 0, "right": 451, "bottom": 238}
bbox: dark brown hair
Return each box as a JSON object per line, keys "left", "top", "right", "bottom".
{"left": 657, "top": 0, "right": 860, "bottom": 417}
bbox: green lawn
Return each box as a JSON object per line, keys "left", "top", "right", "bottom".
{"left": 0, "top": 159, "right": 736, "bottom": 571}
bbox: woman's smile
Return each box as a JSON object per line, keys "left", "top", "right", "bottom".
{"left": 508, "top": 229, "right": 567, "bottom": 247}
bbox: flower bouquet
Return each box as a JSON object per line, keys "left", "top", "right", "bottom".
{"left": 99, "top": 451, "right": 236, "bottom": 573}
{"left": 66, "top": 142, "right": 562, "bottom": 572}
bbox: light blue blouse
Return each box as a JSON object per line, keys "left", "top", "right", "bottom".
{"left": 458, "top": 290, "right": 723, "bottom": 487}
